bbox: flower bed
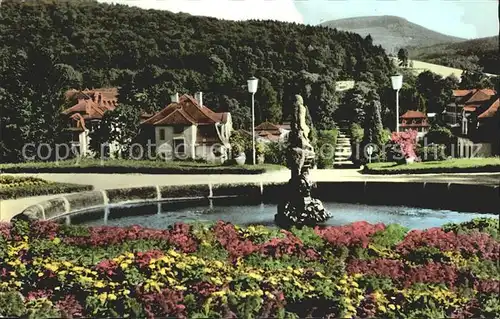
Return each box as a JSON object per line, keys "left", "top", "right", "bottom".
{"left": 0, "top": 175, "right": 93, "bottom": 200}
{"left": 0, "top": 218, "right": 498, "bottom": 318}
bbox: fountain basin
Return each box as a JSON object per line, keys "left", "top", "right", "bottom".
{"left": 14, "top": 181, "right": 499, "bottom": 226}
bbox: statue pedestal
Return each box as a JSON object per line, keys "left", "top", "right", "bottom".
{"left": 274, "top": 174, "right": 332, "bottom": 229}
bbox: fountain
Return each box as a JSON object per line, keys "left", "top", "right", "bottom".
{"left": 274, "top": 95, "right": 332, "bottom": 228}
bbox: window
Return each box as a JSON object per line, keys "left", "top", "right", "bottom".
{"left": 174, "top": 138, "right": 185, "bottom": 155}
{"left": 159, "top": 128, "right": 165, "bottom": 140}
{"left": 173, "top": 125, "right": 184, "bottom": 134}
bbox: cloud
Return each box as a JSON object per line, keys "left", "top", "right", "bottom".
{"left": 98, "top": 0, "right": 304, "bottom": 24}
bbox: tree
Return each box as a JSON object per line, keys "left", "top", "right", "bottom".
{"left": 398, "top": 48, "right": 409, "bottom": 67}
{"left": 361, "top": 91, "right": 384, "bottom": 161}
{"left": 338, "top": 82, "right": 374, "bottom": 124}
{"left": 460, "top": 70, "right": 494, "bottom": 89}
{"left": 90, "top": 104, "right": 141, "bottom": 158}
{"left": 255, "top": 77, "right": 282, "bottom": 124}
{"left": 416, "top": 71, "right": 452, "bottom": 114}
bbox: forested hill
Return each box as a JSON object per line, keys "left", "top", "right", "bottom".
{"left": 0, "top": 0, "right": 395, "bottom": 162}
{"left": 407, "top": 36, "right": 499, "bottom": 75}
{"left": 321, "top": 16, "right": 464, "bottom": 54}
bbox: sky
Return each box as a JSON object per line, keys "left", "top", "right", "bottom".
{"left": 99, "top": 0, "right": 499, "bottom": 39}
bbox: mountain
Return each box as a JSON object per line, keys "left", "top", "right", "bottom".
{"left": 407, "top": 36, "right": 499, "bottom": 75}
{"left": 321, "top": 16, "right": 465, "bottom": 54}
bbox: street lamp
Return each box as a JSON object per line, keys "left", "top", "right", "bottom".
{"left": 247, "top": 76, "right": 259, "bottom": 165}
{"left": 366, "top": 145, "right": 374, "bottom": 164}
{"left": 391, "top": 74, "right": 403, "bottom": 133}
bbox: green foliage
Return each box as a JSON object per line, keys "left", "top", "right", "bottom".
{"left": 350, "top": 123, "right": 364, "bottom": 144}
{"left": 361, "top": 92, "right": 385, "bottom": 161}
{"left": 416, "top": 71, "right": 453, "bottom": 114}
{"left": 0, "top": 182, "right": 92, "bottom": 200}
{"left": 0, "top": 292, "right": 26, "bottom": 317}
{"left": 398, "top": 48, "right": 409, "bottom": 67}
{"left": 371, "top": 224, "right": 409, "bottom": 248}
{"left": 365, "top": 157, "right": 500, "bottom": 174}
{"left": 442, "top": 218, "right": 499, "bottom": 240}
{"left": 338, "top": 82, "right": 373, "bottom": 124}
{"left": 460, "top": 70, "right": 496, "bottom": 89}
{"left": 425, "top": 126, "right": 453, "bottom": 145}
{"left": 408, "top": 35, "right": 499, "bottom": 74}
{"left": 89, "top": 104, "right": 141, "bottom": 158}
{"left": 417, "top": 144, "right": 447, "bottom": 162}
{"left": 316, "top": 129, "right": 338, "bottom": 169}
{"left": 0, "top": 158, "right": 281, "bottom": 174}
{"left": 264, "top": 142, "right": 287, "bottom": 166}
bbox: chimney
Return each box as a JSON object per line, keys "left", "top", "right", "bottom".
{"left": 195, "top": 92, "right": 203, "bottom": 108}
{"left": 170, "top": 92, "right": 179, "bottom": 103}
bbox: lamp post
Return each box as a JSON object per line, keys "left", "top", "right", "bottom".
{"left": 247, "top": 76, "right": 259, "bottom": 165}
{"left": 366, "top": 145, "right": 374, "bottom": 164}
{"left": 391, "top": 74, "right": 403, "bottom": 133}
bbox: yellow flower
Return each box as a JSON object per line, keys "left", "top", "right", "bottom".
{"left": 38, "top": 272, "right": 44, "bottom": 277}
{"left": 98, "top": 292, "right": 107, "bottom": 303}
{"left": 388, "top": 304, "right": 396, "bottom": 310}
{"left": 52, "top": 237, "right": 61, "bottom": 245}
{"left": 265, "top": 291, "right": 275, "bottom": 299}
{"left": 95, "top": 281, "right": 105, "bottom": 288}
{"left": 123, "top": 289, "right": 131, "bottom": 295}
{"left": 45, "top": 263, "right": 59, "bottom": 272}
{"left": 378, "top": 305, "right": 387, "bottom": 312}
{"left": 127, "top": 252, "right": 135, "bottom": 259}
{"left": 248, "top": 273, "right": 263, "bottom": 281}
{"left": 108, "top": 293, "right": 117, "bottom": 301}
{"left": 120, "top": 262, "right": 129, "bottom": 269}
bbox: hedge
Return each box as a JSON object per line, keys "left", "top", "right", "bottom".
{"left": 0, "top": 159, "right": 282, "bottom": 175}
{"left": 364, "top": 158, "right": 500, "bottom": 174}
{"left": 0, "top": 175, "right": 93, "bottom": 200}
{"left": 0, "top": 218, "right": 498, "bottom": 318}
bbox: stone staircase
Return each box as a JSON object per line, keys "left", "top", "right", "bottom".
{"left": 334, "top": 128, "right": 354, "bottom": 167}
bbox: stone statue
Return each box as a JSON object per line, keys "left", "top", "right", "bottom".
{"left": 275, "top": 95, "right": 331, "bottom": 228}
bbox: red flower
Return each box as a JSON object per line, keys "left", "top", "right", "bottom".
{"left": 315, "top": 221, "right": 385, "bottom": 249}
{"left": 95, "top": 259, "right": 119, "bottom": 276}
{"left": 397, "top": 228, "right": 499, "bottom": 260}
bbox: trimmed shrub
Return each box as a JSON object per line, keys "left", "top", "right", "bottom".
{"left": 0, "top": 178, "right": 92, "bottom": 200}
{"left": 316, "top": 129, "right": 338, "bottom": 169}
{"left": 418, "top": 144, "right": 447, "bottom": 162}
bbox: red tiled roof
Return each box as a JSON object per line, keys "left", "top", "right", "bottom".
{"left": 65, "top": 88, "right": 118, "bottom": 101}
{"left": 400, "top": 110, "right": 427, "bottom": 119}
{"left": 62, "top": 88, "right": 118, "bottom": 127}
{"left": 142, "top": 94, "right": 229, "bottom": 126}
{"left": 453, "top": 89, "right": 474, "bottom": 97}
{"left": 463, "top": 106, "right": 477, "bottom": 112}
{"left": 478, "top": 98, "right": 500, "bottom": 119}
{"left": 466, "top": 90, "right": 494, "bottom": 104}
{"left": 400, "top": 123, "right": 430, "bottom": 127}
{"left": 255, "top": 122, "right": 281, "bottom": 131}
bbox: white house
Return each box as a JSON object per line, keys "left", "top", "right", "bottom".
{"left": 142, "top": 92, "right": 232, "bottom": 163}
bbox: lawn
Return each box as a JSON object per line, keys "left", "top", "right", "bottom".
{"left": 0, "top": 218, "right": 498, "bottom": 318}
{"left": 0, "top": 159, "right": 283, "bottom": 175}
{"left": 0, "top": 175, "right": 93, "bottom": 200}
{"left": 364, "top": 158, "right": 500, "bottom": 174}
